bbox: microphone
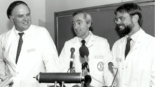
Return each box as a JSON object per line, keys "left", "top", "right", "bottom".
{"left": 82, "top": 62, "right": 90, "bottom": 73}
{"left": 108, "top": 62, "right": 114, "bottom": 75}
{"left": 79, "top": 44, "right": 90, "bottom": 72}
{"left": 108, "top": 62, "right": 118, "bottom": 87}
{"left": 70, "top": 47, "right": 75, "bottom": 73}
{"left": 79, "top": 45, "right": 89, "bottom": 58}
{"left": 79, "top": 43, "right": 91, "bottom": 87}
{"left": 70, "top": 47, "right": 75, "bottom": 58}
{"left": 84, "top": 75, "right": 92, "bottom": 87}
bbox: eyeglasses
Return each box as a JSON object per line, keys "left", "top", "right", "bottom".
{"left": 114, "top": 15, "right": 130, "bottom": 23}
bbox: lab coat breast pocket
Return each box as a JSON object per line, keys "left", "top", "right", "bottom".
{"left": 26, "top": 47, "right": 42, "bottom": 65}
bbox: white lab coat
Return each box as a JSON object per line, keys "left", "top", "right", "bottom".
{"left": 59, "top": 32, "right": 113, "bottom": 87}
{"left": 0, "top": 25, "right": 59, "bottom": 87}
{"left": 112, "top": 29, "right": 155, "bottom": 87}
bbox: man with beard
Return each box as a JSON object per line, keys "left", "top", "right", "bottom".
{"left": 112, "top": 3, "right": 155, "bottom": 87}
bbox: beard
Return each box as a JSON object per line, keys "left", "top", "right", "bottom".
{"left": 116, "top": 24, "right": 132, "bottom": 35}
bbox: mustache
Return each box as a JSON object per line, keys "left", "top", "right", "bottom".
{"left": 116, "top": 24, "right": 125, "bottom": 27}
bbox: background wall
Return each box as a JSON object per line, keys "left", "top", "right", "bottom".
{"left": 0, "top": 0, "right": 154, "bottom": 42}
{"left": 45, "top": 0, "right": 136, "bottom": 41}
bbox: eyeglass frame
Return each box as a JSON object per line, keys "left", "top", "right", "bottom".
{"left": 114, "top": 15, "right": 132, "bottom": 23}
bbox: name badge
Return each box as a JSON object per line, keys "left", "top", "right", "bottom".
{"left": 94, "top": 55, "right": 104, "bottom": 59}
{"left": 27, "top": 48, "right": 36, "bottom": 53}
{"left": 116, "top": 58, "right": 122, "bottom": 62}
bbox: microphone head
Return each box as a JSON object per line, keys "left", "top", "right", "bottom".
{"left": 84, "top": 75, "right": 91, "bottom": 85}
{"left": 71, "top": 47, "right": 75, "bottom": 53}
{"left": 79, "top": 46, "right": 89, "bottom": 58}
{"left": 108, "top": 62, "right": 114, "bottom": 67}
{"left": 108, "top": 62, "right": 114, "bottom": 75}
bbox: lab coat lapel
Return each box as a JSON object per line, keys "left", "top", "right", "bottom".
{"left": 16, "top": 25, "right": 34, "bottom": 68}
{"left": 86, "top": 33, "right": 95, "bottom": 48}
{"left": 4, "top": 28, "right": 18, "bottom": 74}
{"left": 118, "top": 37, "right": 126, "bottom": 61}
{"left": 114, "top": 37, "right": 126, "bottom": 70}
{"left": 130, "top": 30, "right": 146, "bottom": 52}
{"left": 125, "top": 30, "right": 147, "bottom": 66}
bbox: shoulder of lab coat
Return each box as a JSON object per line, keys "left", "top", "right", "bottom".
{"left": 0, "top": 29, "right": 13, "bottom": 78}
{"left": 33, "top": 25, "right": 59, "bottom": 72}
{"left": 94, "top": 35, "right": 114, "bottom": 86}
{"left": 146, "top": 34, "right": 155, "bottom": 86}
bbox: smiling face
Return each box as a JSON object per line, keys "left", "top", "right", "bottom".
{"left": 10, "top": 4, "right": 31, "bottom": 31}
{"left": 115, "top": 12, "right": 134, "bottom": 35}
{"left": 72, "top": 13, "right": 90, "bottom": 39}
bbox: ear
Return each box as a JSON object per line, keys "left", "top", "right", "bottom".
{"left": 132, "top": 14, "right": 139, "bottom": 23}
{"left": 87, "top": 21, "right": 91, "bottom": 28}
{"left": 9, "top": 16, "right": 14, "bottom": 23}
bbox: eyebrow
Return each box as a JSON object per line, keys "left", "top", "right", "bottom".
{"left": 17, "top": 12, "right": 30, "bottom": 15}
{"left": 72, "top": 19, "right": 82, "bottom": 23}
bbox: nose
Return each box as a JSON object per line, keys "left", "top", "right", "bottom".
{"left": 23, "top": 16, "right": 28, "bottom": 21}
{"left": 73, "top": 23, "right": 78, "bottom": 30}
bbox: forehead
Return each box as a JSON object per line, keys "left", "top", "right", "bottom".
{"left": 72, "top": 13, "right": 85, "bottom": 22}
{"left": 12, "top": 4, "right": 30, "bottom": 14}
{"left": 115, "top": 11, "right": 130, "bottom": 17}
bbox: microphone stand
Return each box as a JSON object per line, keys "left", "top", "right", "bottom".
{"left": 111, "top": 68, "right": 118, "bottom": 87}
{"left": 81, "top": 62, "right": 90, "bottom": 87}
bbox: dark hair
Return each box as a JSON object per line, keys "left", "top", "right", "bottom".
{"left": 7, "top": 1, "right": 29, "bottom": 19}
{"left": 73, "top": 11, "right": 93, "bottom": 31}
{"left": 114, "top": 3, "right": 143, "bottom": 27}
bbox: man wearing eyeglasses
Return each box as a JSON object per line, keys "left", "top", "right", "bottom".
{"left": 112, "top": 3, "right": 155, "bottom": 87}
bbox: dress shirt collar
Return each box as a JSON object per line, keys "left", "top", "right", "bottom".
{"left": 78, "top": 31, "right": 92, "bottom": 44}
{"left": 126, "top": 28, "right": 143, "bottom": 42}
{"left": 131, "top": 28, "right": 143, "bottom": 42}
{"left": 13, "top": 25, "right": 32, "bottom": 37}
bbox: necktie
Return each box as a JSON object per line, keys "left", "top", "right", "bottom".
{"left": 125, "top": 37, "right": 132, "bottom": 58}
{"left": 16, "top": 33, "right": 24, "bottom": 64}
{"left": 81, "top": 40, "right": 86, "bottom": 46}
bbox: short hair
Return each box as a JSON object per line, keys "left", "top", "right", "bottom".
{"left": 7, "top": 1, "right": 29, "bottom": 19}
{"left": 73, "top": 11, "right": 93, "bottom": 31}
{"left": 114, "top": 3, "right": 143, "bottom": 27}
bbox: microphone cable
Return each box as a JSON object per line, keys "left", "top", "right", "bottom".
{"left": 91, "top": 76, "right": 104, "bottom": 85}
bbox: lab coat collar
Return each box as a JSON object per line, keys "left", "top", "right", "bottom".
{"left": 130, "top": 29, "right": 146, "bottom": 51}
{"left": 117, "top": 28, "right": 146, "bottom": 59}
{"left": 119, "top": 28, "right": 145, "bottom": 44}
{"left": 73, "top": 31, "right": 95, "bottom": 48}
{"left": 13, "top": 25, "right": 33, "bottom": 37}
{"left": 78, "top": 31, "right": 91, "bottom": 44}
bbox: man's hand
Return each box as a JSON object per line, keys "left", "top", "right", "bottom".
{"left": 0, "top": 75, "right": 13, "bottom": 87}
